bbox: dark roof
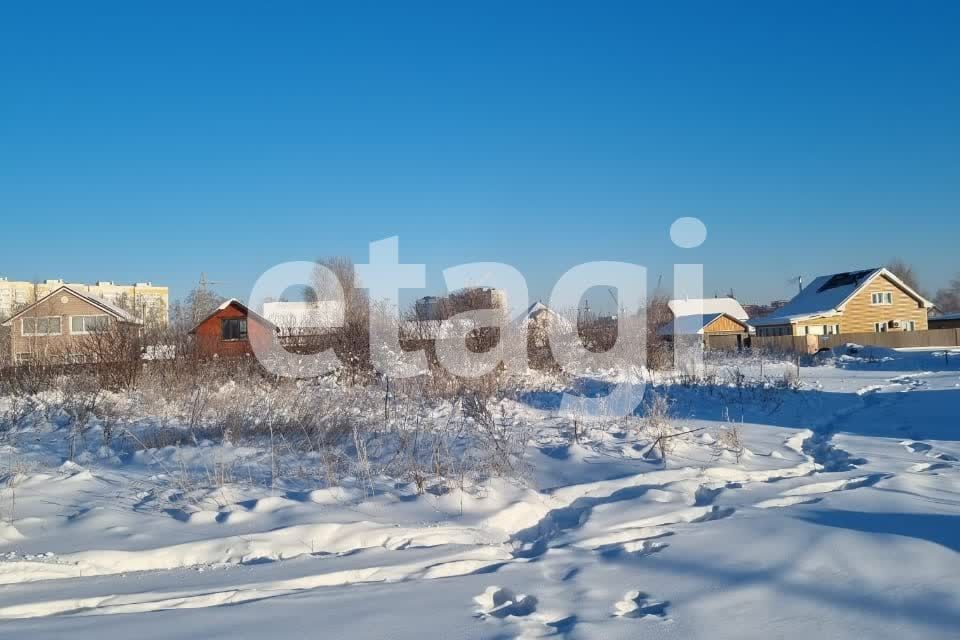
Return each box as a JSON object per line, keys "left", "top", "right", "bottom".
{"left": 752, "top": 267, "right": 933, "bottom": 327}
{"left": 816, "top": 269, "right": 876, "bottom": 293}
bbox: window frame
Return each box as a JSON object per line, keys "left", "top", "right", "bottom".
{"left": 871, "top": 291, "right": 894, "bottom": 305}
{"left": 220, "top": 317, "right": 249, "bottom": 341}
{"left": 21, "top": 316, "right": 62, "bottom": 337}
{"left": 70, "top": 314, "right": 111, "bottom": 335}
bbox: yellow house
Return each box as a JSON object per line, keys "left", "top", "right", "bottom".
{"left": 752, "top": 268, "right": 933, "bottom": 337}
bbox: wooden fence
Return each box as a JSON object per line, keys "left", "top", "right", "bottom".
{"left": 748, "top": 328, "right": 960, "bottom": 355}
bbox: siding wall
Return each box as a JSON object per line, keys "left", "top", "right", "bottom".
{"left": 9, "top": 292, "right": 125, "bottom": 362}
{"left": 703, "top": 315, "right": 748, "bottom": 335}
{"left": 193, "top": 305, "right": 277, "bottom": 358}
{"left": 836, "top": 274, "right": 928, "bottom": 333}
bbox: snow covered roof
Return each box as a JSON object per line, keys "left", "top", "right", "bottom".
{"left": 514, "top": 301, "right": 575, "bottom": 333}
{"left": 1, "top": 285, "right": 141, "bottom": 326}
{"left": 262, "top": 300, "right": 342, "bottom": 330}
{"left": 399, "top": 302, "right": 575, "bottom": 340}
{"left": 751, "top": 268, "right": 934, "bottom": 327}
{"left": 189, "top": 299, "right": 278, "bottom": 334}
{"left": 668, "top": 297, "right": 749, "bottom": 321}
{"left": 658, "top": 312, "right": 749, "bottom": 336}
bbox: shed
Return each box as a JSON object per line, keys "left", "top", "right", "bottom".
{"left": 929, "top": 312, "right": 960, "bottom": 330}
{"left": 189, "top": 299, "right": 278, "bottom": 358}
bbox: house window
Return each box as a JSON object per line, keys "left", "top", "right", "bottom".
{"left": 22, "top": 316, "right": 62, "bottom": 336}
{"left": 871, "top": 292, "right": 893, "bottom": 305}
{"left": 71, "top": 315, "right": 110, "bottom": 334}
{"left": 15, "top": 353, "right": 33, "bottom": 365}
{"left": 874, "top": 322, "right": 888, "bottom": 333}
{"left": 221, "top": 318, "right": 248, "bottom": 341}
{"left": 902, "top": 320, "right": 916, "bottom": 332}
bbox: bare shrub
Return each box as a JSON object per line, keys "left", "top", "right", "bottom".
{"left": 57, "top": 374, "right": 104, "bottom": 460}
{"left": 640, "top": 391, "right": 674, "bottom": 461}
{"left": 73, "top": 322, "right": 143, "bottom": 390}
{"left": 714, "top": 420, "right": 745, "bottom": 464}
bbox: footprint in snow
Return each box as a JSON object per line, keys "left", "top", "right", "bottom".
{"left": 474, "top": 586, "right": 538, "bottom": 619}
{"left": 909, "top": 462, "right": 951, "bottom": 473}
{"left": 901, "top": 441, "right": 933, "bottom": 454}
{"left": 614, "top": 590, "right": 669, "bottom": 619}
{"left": 597, "top": 539, "right": 670, "bottom": 559}
{"left": 754, "top": 496, "right": 823, "bottom": 509}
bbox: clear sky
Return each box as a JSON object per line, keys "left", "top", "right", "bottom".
{"left": 1, "top": 1, "right": 958, "bottom": 309}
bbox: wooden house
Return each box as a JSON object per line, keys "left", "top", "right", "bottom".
{"left": 189, "top": 299, "right": 278, "bottom": 358}
{"left": 752, "top": 268, "right": 933, "bottom": 337}
{"left": 1, "top": 285, "right": 141, "bottom": 365}
{"left": 660, "top": 297, "right": 752, "bottom": 348}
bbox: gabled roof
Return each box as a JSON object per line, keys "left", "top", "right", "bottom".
{"left": 0, "top": 285, "right": 141, "bottom": 327}
{"left": 752, "top": 267, "right": 934, "bottom": 327}
{"left": 668, "top": 297, "right": 749, "bottom": 321}
{"left": 188, "top": 299, "right": 278, "bottom": 334}
{"left": 659, "top": 312, "right": 749, "bottom": 336}
{"left": 514, "top": 301, "right": 575, "bottom": 333}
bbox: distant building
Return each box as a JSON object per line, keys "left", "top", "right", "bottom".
{"left": 414, "top": 296, "right": 443, "bottom": 321}
{"left": 189, "top": 299, "right": 278, "bottom": 358}
{"left": 414, "top": 287, "right": 507, "bottom": 322}
{"left": 1, "top": 285, "right": 142, "bottom": 365}
{"left": 0, "top": 277, "right": 169, "bottom": 327}
{"left": 515, "top": 301, "right": 573, "bottom": 348}
{"left": 929, "top": 312, "right": 960, "bottom": 331}
{"left": 661, "top": 297, "right": 752, "bottom": 348}
{"left": 743, "top": 300, "right": 787, "bottom": 319}
{"left": 752, "top": 268, "right": 933, "bottom": 337}
{"left": 262, "top": 300, "right": 342, "bottom": 335}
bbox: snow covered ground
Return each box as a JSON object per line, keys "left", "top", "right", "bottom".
{"left": 1, "top": 349, "right": 958, "bottom": 639}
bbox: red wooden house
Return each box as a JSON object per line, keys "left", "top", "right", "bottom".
{"left": 189, "top": 299, "right": 278, "bottom": 358}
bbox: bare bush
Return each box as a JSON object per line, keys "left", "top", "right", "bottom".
{"left": 73, "top": 322, "right": 143, "bottom": 390}
{"left": 714, "top": 421, "right": 745, "bottom": 463}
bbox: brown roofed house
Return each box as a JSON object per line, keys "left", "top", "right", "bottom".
{"left": 1, "top": 285, "right": 142, "bottom": 366}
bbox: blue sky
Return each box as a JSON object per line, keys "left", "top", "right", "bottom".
{"left": 1, "top": 1, "right": 958, "bottom": 308}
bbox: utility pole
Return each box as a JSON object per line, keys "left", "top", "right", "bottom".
{"left": 199, "top": 272, "right": 223, "bottom": 294}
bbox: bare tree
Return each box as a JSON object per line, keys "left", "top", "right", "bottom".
{"left": 171, "top": 287, "right": 226, "bottom": 329}
{"left": 886, "top": 258, "right": 923, "bottom": 294}
{"left": 313, "top": 257, "right": 372, "bottom": 383}
{"left": 934, "top": 272, "right": 960, "bottom": 312}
